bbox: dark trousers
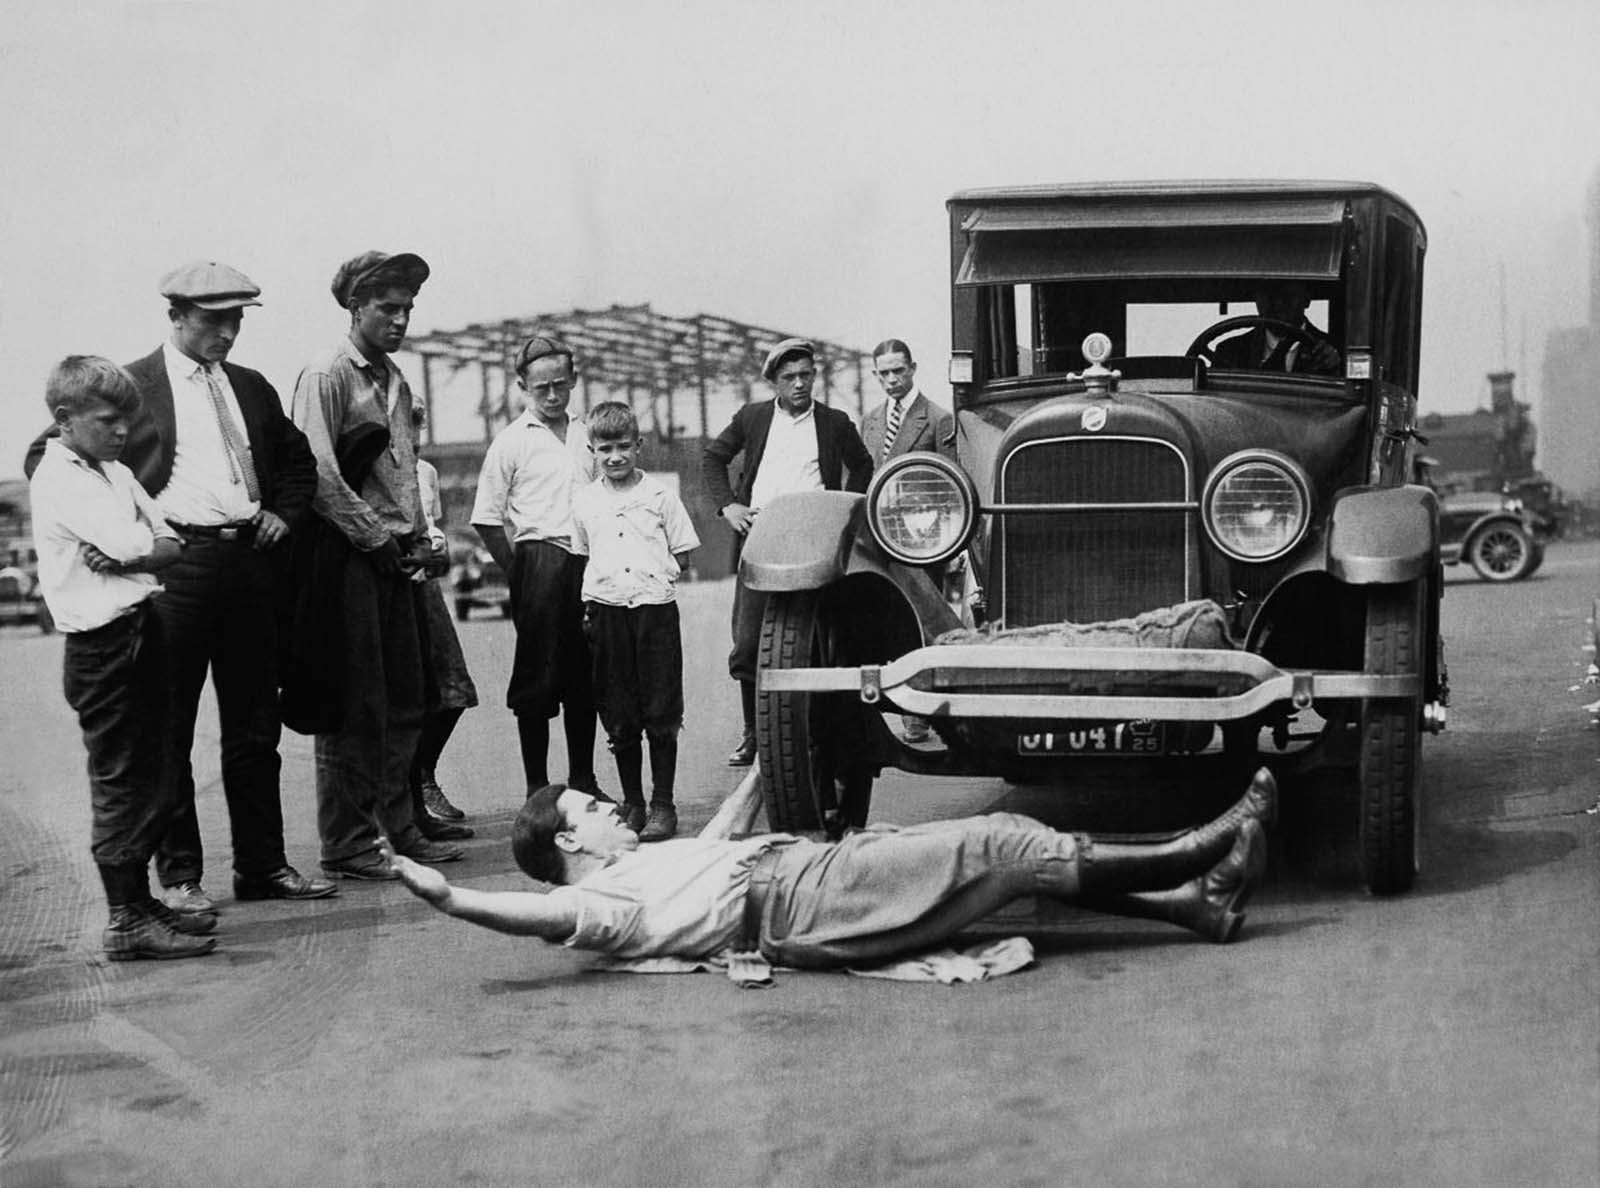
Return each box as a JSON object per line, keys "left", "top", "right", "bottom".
{"left": 153, "top": 537, "right": 287, "bottom": 885}
{"left": 509, "top": 540, "right": 596, "bottom": 787}
{"left": 728, "top": 571, "right": 768, "bottom": 685}
{"left": 586, "top": 601, "right": 683, "bottom": 802}
{"left": 314, "top": 550, "right": 425, "bottom": 863}
{"left": 62, "top": 603, "right": 170, "bottom": 871}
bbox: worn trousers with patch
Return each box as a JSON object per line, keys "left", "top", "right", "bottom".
{"left": 314, "top": 550, "right": 426, "bottom": 863}
{"left": 62, "top": 603, "right": 171, "bottom": 870}
{"left": 751, "top": 814, "right": 1081, "bottom": 969}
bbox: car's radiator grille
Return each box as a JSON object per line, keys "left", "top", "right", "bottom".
{"left": 1000, "top": 437, "right": 1190, "bottom": 626}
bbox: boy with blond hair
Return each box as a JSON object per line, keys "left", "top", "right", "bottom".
{"left": 571, "top": 402, "right": 700, "bottom": 841}
{"left": 30, "top": 356, "right": 214, "bottom": 959}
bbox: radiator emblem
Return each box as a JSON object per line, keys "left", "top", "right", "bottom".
{"left": 1081, "top": 406, "right": 1107, "bottom": 432}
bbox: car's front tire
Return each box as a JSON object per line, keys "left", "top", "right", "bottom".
{"left": 1467, "top": 521, "right": 1537, "bottom": 582}
{"left": 1358, "top": 582, "right": 1425, "bottom": 894}
{"left": 756, "top": 590, "right": 874, "bottom": 835}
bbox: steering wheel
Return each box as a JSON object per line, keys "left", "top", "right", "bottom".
{"left": 1185, "top": 315, "right": 1327, "bottom": 365}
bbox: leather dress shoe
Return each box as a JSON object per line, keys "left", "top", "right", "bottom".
{"left": 639, "top": 802, "right": 678, "bottom": 843}
{"left": 726, "top": 733, "right": 756, "bottom": 767}
{"left": 234, "top": 865, "right": 339, "bottom": 901}
{"left": 619, "top": 802, "right": 648, "bottom": 834}
{"left": 321, "top": 853, "right": 400, "bottom": 881}
{"left": 395, "top": 837, "right": 464, "bottom": 864}
{"left": 161, "top": 881, "right": 216, "bottom": 915}
{"left": 104, "top": 904, "right": 216, "bottom": 961}
{"left": 420, "top": 778, "right": 467, "bottom": 821}
{"left": 1157, "top": 819, "right": 1268, "bottom": 943}
{"left": 417, "top": 815, "right": 475, "bottom": 842}
{"left": 145, "top": 897, "right": 218, "bottom": 936}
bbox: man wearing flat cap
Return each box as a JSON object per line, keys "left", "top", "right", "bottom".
{"left": 470, "top": 336, "right": 603, "bottom": 801}
{"left": 24, "top": 259, "right": 334, "bottom": 916}
{"left": 701, "top": 338, "right": 873, "bottom": 765}
{"left": 291, "top": 250, "right": 462, "bottom": 880}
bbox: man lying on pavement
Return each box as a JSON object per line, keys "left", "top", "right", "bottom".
{"left": 386, "top": 769, "right": 1276, "bottom": 970}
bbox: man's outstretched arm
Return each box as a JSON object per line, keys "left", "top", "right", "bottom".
{"left": 385, "top": 844, "right": 578, "bottom": 942}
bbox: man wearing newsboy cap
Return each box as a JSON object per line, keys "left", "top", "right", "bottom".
{"left": 701, "top": 338, "right": 873, "bottom": 767}
{"left": 290, "top": 250, "right": 464, "bottom": 881}
{"left": 23, "top": 260, "right": 334, "bottom": 921}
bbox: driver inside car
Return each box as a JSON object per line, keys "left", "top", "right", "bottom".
{"left": 1211, "top": 283, "right": 1342, "bottom": 375}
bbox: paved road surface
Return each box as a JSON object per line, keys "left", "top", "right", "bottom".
{"left": 2, "top": 543, "right": 1597, "bottom": 1185}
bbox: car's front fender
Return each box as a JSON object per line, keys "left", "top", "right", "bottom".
{"left": 1327, "top": 484, "right": 1438, "bottom": 585}
{"left": 741, "top": 491, "right": 866, "bottom": 592}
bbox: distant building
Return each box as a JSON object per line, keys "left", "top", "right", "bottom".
{"left": 1540, "top": 167, "right": 1600, "bottom": 504}
{"left": 1416, "top": 370, "right": 1536, "bottom": 494}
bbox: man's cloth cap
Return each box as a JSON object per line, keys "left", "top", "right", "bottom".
{"left": 513, "top": 335, "right": 576, "bottom": 376}
{"left": 330, "top": 250, "right": 430, "bottom": 307}
{"left": 159, "top": 261, "right": 262, "bottom": 310}
{"left": 762, "top": 337, "right": 816, "bottom": 381}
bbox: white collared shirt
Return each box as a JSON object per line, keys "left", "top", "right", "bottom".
{"left": 157, "top": 341, "right": 261, "bottom": 526}
{"left": 470, "top": 410, "right": 596, "bottom": 551}
{"left": 749, "top": 401, "right": 822, "bottom": 511}
{"left": 30, "top": 438, "right": 178, "bottom": 632}
{"left": 571, "top": 471, "right": 701, "bottom": 607}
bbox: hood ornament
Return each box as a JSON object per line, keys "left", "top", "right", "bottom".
{"left": 1067, "top": 332, "right": 1120, "bottom": 398}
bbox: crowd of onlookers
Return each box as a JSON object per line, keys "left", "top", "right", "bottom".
{"left": 27, "top": 251, "right": 953, "bottom": 961}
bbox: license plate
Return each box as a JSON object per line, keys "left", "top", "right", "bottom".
{"left": 1017, "top": 721, "right": 1165, "bottom": 756}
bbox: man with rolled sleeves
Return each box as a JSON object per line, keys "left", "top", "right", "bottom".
{"left": 292, "top": 251, "right": 462, "bottom": 881}
{"left": 701, "top": 338, "right": 873, "bottom": 765}
{"left": 24, "top": 261, "right": 336, "bottom": 912}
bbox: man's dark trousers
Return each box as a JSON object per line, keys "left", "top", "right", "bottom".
{"left": 154, "top": 533, "right": 289, "bottom": 886}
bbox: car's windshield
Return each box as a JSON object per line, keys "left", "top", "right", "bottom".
{"left": 980, "top": 281, "right": 1343, "bottom": 381}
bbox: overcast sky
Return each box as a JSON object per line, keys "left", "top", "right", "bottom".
{"left": 3, "top": 0, "right": 1597, "bottom": 470}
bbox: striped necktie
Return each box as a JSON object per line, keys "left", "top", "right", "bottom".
{"left": 882, "top": 396, "right": 904, "bottom": 459}
{"left": 202, "top": 365, "right": 261, "bottom": 501}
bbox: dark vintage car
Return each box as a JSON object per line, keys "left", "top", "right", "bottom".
{"left": 1437, "top": 489, "right": 1545, "bottom": 582}
{"left": 747, "top": 180, "right": 1444, "bottom": 893}
{"left": 447, "top": 530, "right": 511, "bottom": 620}
{"left": 0, "top": 542, "right": 53, "bottom": 633}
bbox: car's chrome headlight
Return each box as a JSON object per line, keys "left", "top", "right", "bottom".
{"left": 1202, "top": 450, "right": 1311, "bottom": 562}
{"left": 867, "top": 453, "right": 978, "bottom": 566}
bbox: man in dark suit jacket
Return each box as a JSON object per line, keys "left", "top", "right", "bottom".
{"left": 860, "top": 338, "right": 956, "bottom": 463}
{"left": 26, "top": 261, "right": 334, "bottom": 917}
{"left": 702, "top": 338, "right": 873, "bottom": 765}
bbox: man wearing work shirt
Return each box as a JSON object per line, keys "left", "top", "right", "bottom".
{"left": 471, "top": 336, "right": 604, "bottom": 800}
{"left": 291, "top": 250, "right": 462, "bottom": 880}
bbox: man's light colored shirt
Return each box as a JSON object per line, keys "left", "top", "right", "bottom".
{"left": 291, "top": 338, "right": 424, "bottom": 551}
{"left": 156, "top": 341, "right": 260, "bottom": 526}
{"left": 470, "top": 410, "right": 596, "bottom": 551}
{"left": 550, "top": 836, "right": 783, "bottom": 959}
{"left": 571, "top": 472, "right": 700, "bottom": 607}
{"left": 748, "top": 402, "right": 822, "bottom": 512}
{"left": 30, "top": 439, "right": 177, "bottom": 633}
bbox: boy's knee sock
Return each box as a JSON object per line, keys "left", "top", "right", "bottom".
{"left": 647, "top": 733, "right": 678, "bottom": 804}
{"left": 516, "top": 715, "right": 550, "bottom": 790}
{"left": 613, "top": 740, "right": 645, "bottom": 805}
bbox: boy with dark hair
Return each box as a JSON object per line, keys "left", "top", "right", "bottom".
{"left": 571, "top": 402, "right": 700, "bottom": 841}
{"left": 30, "top": 356, "right": 214, "bottom": 959}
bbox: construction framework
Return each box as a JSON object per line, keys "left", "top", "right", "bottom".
{"left": 401, "top": 303, "right": 875, "bottom": 445}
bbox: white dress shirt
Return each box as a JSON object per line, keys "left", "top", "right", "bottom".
{"left": 571, "top": 471, "right": 701, "bottom": 607}
{"left": 30, "top": 438, "right": 178, "bottom": 633}
{"left": 470, "top": 410, "right": 596, "bottom": 551}
{"left": 157, "top": 341, "right": 261, "bottom": 526}
{"left": 748, "top": 403, "right": 822, "bottom": 511}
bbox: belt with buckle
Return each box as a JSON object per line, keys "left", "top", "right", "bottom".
{"left": 172, "top": 520, "right": 256, "bottom": 542}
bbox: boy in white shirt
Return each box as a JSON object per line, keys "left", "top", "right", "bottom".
{"left": 30, "top": 356, "right": 214, "bottom": 960}
{"left": 571, "top": 403, "right": 700, "bottom": 841}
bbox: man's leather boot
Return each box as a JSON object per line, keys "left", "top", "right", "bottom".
{"left": 104, "top": 903, "right": 217, "bottom": 961}
{"left": 1081, "top": 820, "right": 1267, "bottom": 943}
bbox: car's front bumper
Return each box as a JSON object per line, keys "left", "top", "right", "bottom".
{"left": 759, "top": 644, "right": 1419, "bottom": 722}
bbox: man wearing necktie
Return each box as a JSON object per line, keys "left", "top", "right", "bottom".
{"left": 860, "top": 339, "right": 956, "bottom": 464}
{"left": 24, "top": 261, "right": 335, "bottom": 918}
